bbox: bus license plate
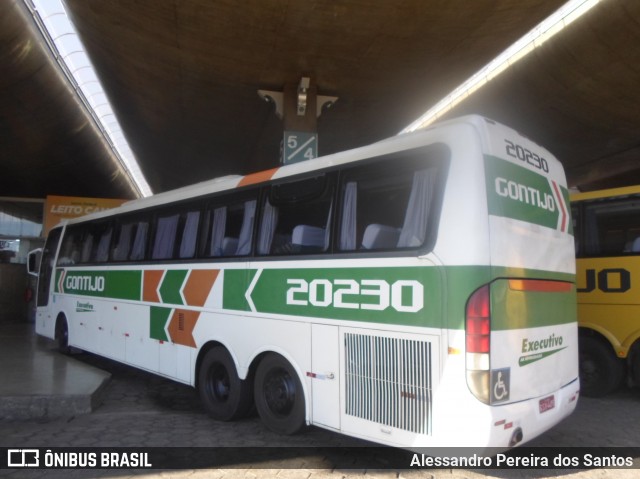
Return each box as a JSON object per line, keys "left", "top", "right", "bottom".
{"left": 539, "top": 395, "right": 555, "bottom": 413}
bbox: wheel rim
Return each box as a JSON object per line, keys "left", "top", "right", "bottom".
{"left": 263, "top": 367, "right": 296, "bottom": 417}
{"left": 207, "top": 364, "right": 230, "bottom": 402}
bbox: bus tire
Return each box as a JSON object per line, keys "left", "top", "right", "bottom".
{"left": 254, "top": 353, "right": 306, "bottom": 435}
{"left": 55, "top": 316, "right": 70, "bottom": 355}
{"left": 198, "top": 347, "right": 253, "bottom": 421}
{"left": 579, "top": 336, "right": 624, "bottom": 397}
{"left": 629, "top": 342, "right": 640, "bottom": 388}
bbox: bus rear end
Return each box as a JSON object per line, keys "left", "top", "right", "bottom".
{"left": 463, "top": 118, "right": 579, "bottom": 447}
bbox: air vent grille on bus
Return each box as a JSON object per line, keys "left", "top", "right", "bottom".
{"left": 345, "top": 333, "right": 432, "bottom": 435}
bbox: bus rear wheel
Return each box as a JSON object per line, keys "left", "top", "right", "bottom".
{"left": 254, "top": 353, "right": 306, "bottom": 435}
{"left": 198, "top": 347, "right": 253, "bottom": 421}
{"left": 579, "top": 336, "right": 625, "bottom": 397}
{"left": 629, "top": 342, "right": 640, "bottom": 388}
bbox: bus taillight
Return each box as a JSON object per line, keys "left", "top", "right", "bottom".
{"left": 466, "top": 284, "right": 491, "bottom": 403}
{"left": 466, "top": 285, "right": 490, "bottom": 353}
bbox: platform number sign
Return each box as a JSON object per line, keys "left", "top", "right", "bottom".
{"left": 283, "top": 131, "right": 318, "bottom": 164}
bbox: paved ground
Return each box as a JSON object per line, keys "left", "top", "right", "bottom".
{"left": 1, "top": 337, "right": 639, "bottom": 479}
{"left": 0, "top": 321, "right": 111, "bottom": 420}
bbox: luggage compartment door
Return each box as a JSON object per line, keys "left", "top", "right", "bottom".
{"left": 311, "top": 323, "right": 340, "bottom": 429}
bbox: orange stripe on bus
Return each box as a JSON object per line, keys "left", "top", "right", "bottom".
{"left": 237, "top": 167, "right": 279, "bottom": 187}
{"left": 143, "top": 270, "right": 164, "bottom": 302}
{"left": 183, "top": 269, "right": 219, "bottom": 307}
{"left": 508, "top": 279, "right": 573, "bottom": 293}
{"left": 168, "top": 309, "right": 199, "bottom": 348}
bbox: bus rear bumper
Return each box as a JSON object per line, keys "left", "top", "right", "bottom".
{"left": 493, "top": 377, "right": 580, "bottom": 448}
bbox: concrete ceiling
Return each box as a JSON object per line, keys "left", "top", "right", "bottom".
{"left": 2, "top": 0, "right": 640, "bottom": 201}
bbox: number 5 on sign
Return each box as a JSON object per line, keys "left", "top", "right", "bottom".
{"left": 284, "top": 131, "right": 318, "bottom": 164}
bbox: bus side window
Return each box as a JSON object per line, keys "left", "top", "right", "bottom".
{"left": 584, "top": 197, "right": 640, "bottom": 256}
{"left": 57, "top": 226, "right": 83, "bottom": 266}
{"left": 152, "top": 214, "right": 179, "bottom": 260}
{"left": 397, "top": 168, "right": 437, "bottom": 248}
{"left": 112, "top": 218, "right": 150, "bottom": 262}
{"left": 129, "top": 221, "right": 149, "bottom": 261}
{"left": 202, "top": 206, "right": 226, "bottom": 257}
{"left": 257, "top": 176, "right": 333, "bottom": 255}
{"left": 93, "top": 223, "right": 113, "bottom": 263}
{"left": 112, "top": 222, "right": 134, "bottom": 261}
{"left": 72, "top": 221, "right": 112, "bottom": 264}
{"left": 150, "top": 205, "right": 203, "bottom": 261}
{"left": 235, "top": 200, "right": 257, "bottom": 256}
{"left": 339, "top": 163, "right": 437, "bottom": 252}
{"left": 80, "top": 231, "right": 94, "bottom": 263}
{"left": 177, "top": 210, "right": 200, "bottom": 259}
{"left": 340, "top": 182, "right": 357, "bottom": 251}
{"left": 571, "top": 205, "right": 581, "bottom": 256}
{"left": 204, "top": 202, "right": 242, "bottom": 256}
{"left": 201, "top": 197, "right": 256, "bottom": 257}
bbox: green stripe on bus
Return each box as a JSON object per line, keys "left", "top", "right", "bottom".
{"left": 445, "top": 266, "right": 575, "bottom": 331}
{"left": 222, "top": 269, "right": 254, "bottom": 312}
{"left": 150, "top": 306, "right": 171, "bottom": 341}
{"left": 54, "top": 265, "right": 575, "bottom": 332}
{"left": 490, "top": 279, "right": 576, "bottom": 331}
{"left": 159, "top": 270, "right": 188, "bottom": 305}
{"left": 223, "top": 265, "right": 575, "bottom": 330}
{"left": 224, "top": 266, "right": 446, "bottom": 327}
{"left": 56, "top": 269, "right": 141, "bottom": 301}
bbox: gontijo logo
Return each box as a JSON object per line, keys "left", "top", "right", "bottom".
{"left": 485, "top": 155, "right": 570, "bottom": 234}
{"left": 60, "top": 273, "right": 105, "bottom": 293}
{"left": 57, "top": 270, "right": 106, "bottom": 294}
{"left": 65, "top": 275, "right": 105, "bottom": 292}
{"left": 494, "top": 177, "right": 568, "bottom": 233}
{"left": 495, "top": 178, "right": 556, "bottom": 212}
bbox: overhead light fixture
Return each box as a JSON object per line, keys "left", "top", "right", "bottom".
{"left": 26, "top": 0, "right": 153, "bottom": 198}
{"left": 401, "top": 0, "right": 602, "bottom": 133}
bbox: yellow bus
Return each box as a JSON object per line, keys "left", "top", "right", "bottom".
{"left": 571, "top": 185, "right": 640, "bottom": 396}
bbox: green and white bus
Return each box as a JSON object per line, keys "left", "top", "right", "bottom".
{"left": 30, "top": 115, "right": 578, "bottom": 449}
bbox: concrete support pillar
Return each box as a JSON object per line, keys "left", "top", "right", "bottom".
{"left": 259, "top": 77, "right": 337, "bottom": 164}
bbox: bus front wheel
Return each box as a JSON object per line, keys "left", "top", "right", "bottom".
{"left": 55, "top": 316, "right": 70, "bottom": 354}
{"left": 254, "top": 353, "right": 306, "bottom": 435}
{"left": 198, "top": 347, "right": 253, "bottom": 421}
{"left": 579, "top": 336, "right": 625, "bottom": 397}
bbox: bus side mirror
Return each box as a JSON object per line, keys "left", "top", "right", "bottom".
{"left": 27, "top": 248, "right": 43, "bottom": 277}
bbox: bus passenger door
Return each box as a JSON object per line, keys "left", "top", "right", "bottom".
{"left": 33, "top": 227, "right": 62, "bottom": 338}
{"left": 311, "top": 324, "right": 340, "bottom": 430}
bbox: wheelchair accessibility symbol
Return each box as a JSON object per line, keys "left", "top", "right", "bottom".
{"left": 491, "top": 368, "right": 510, "bottom": 403}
